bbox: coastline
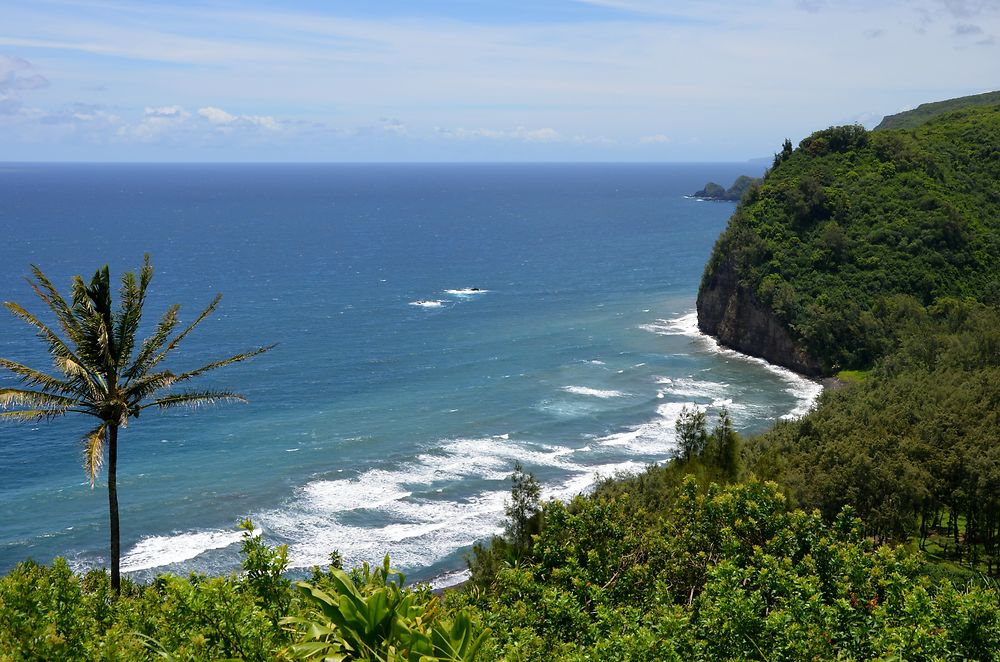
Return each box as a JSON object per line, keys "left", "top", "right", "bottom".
{"left": 427, "top": 317, "right": 829, "bottom": 594}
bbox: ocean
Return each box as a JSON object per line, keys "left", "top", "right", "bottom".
{"left": 0, "top": 162, "right": 818, "bottom": 586}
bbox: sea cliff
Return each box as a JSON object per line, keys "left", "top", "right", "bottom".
{"left": 696, "top": 256, "right": 822, "bottom": 376}
{"left": 694, "top": 95, "right": 1000, "bottom": 376}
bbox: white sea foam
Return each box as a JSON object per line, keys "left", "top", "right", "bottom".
{"left": 121, "top": 422, "right": 704, "bottom": 575}
{"left": 428, "top": 568, "right": 471, "bottom": 590}
{"left": 254, "top": 433, "right": 662, "bottom": 572}
{"left": 261, "top": 487, "right": 511, "bottom": 571}
{"left": 121, "top": 528, "right": 250, "bottom": 572}
{"left": 656, "top": 376, "right": 730, "bottom": 400}
{"left": 638, "top": 311, "right": 700, "bottom": 337}
{"left": 535, "top": 399, "right": 599, "bottom": 418}
{"left": 305, "top": 471, "right": 414, "bottom": 512}
{"left": 641, "top": 311, "right": 822, "bottom": 420}
{"left": 410, "top": 300, "right": 444, "bottom": 308}
{"left": 443, "top": 288, "right": 488, "bottom": 296}
{"left": 544, "top": 460, "right": 647, "bottom": 501}
{"left": 595, "top": 401, "right": 703, "bottom": 455}
{"left": 562, "top": 385, "right": 626, "bottom": 399}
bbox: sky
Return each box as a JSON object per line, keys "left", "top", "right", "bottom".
{"left": 0, "top": 0, "right": 998, "bottom": 162}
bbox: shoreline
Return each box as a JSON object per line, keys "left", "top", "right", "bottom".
{"left": 429, "top": 327, "right": 832, "bottom": 595}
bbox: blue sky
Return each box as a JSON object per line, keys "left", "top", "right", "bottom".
{"left": 1, "top": 0, "right": 997, "bottom": 161}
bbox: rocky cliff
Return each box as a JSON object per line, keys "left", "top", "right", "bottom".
{"left": 697, "top": 257, "right": 822, "bottom": 376}
{"left": 695, "top": 101, "right": 1000, "bottom": 376}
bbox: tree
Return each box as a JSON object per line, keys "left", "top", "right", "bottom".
{"left": 705, "top": 408, "right": 740, "bottom": 479}
{"left": 504, "top": 462, "right": 542, "bottom": 554}
{"left": 0, "top": 256, "right": 271, "bottom": 592}
{"left": 675, "top": 405, "right": 708, "bottom": 463}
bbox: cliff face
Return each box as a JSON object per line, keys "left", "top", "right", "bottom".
{"left": 697, "top": 258, "right": 823, "bottom": 377}
{"left": 694, "top": 99, "right": 999, "bottom": 376}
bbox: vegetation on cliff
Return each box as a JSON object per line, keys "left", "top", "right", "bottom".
{"left": 875, "top": 90, "right": 1000, "bottom": 130}
{"left": 699, "top": 102, "right": 1000, "bottom": 373}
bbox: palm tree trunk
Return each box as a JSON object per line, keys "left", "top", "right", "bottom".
{"left": 108, "top": 423, "right": 120, "bottom": 594}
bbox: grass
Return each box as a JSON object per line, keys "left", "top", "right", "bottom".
{"left": 834, "top": 369, "right": 870, "bottom": 384}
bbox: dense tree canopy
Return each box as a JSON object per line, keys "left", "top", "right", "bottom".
{"left": 701, "top": 104, "right": 1000, "bottom": 372}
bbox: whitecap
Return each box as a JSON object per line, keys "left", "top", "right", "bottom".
{"left": 428, "top": 568, "right": 471, "bottom": 590}
{"left": 561, "top": 385, "right": 626, "bottom": 399}
{"left": 443, "top": 288, "right": 488, "bottom": 296}
{"left": 121, "top": 528, "right": 251, "bottom": 572}
{"left": 595, "top": 401, "right": 706, "bottom": 454}
{"left": 657, "top": 376, "right": 730, "bottom": 400}
{"left": 249, "top": 435, "right": 604, "bottom": 572}
{"left": 410, "top": 300, "right": 444, "bottom": 308}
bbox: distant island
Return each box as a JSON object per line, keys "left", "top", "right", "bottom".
{"left": 691, "top": 174, "right": 761, "bottom": 201}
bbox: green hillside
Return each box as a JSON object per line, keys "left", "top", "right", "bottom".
{"left": 875, "top": 90, "right": 1000, "bottom": 130}
{"left": 700, "top": 103, "right": 1000, "bottom": 373}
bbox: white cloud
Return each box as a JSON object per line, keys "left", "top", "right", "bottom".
{"left": 116, "top": 106, "right": 191, "bottom": 141}
{"left": 144, "top": 105, "right": 188, "bottom": 118}
{"left": 198, "top": 106, "right": 237, "bottom": 124}
{"left": 511, "top": 126, "right": 561, "bottom": 142}
{"left": 198, "top": 106, "right": 280, "bottom": 130}
{"left": 0, "top": 54, "right": 48, "bottom": 115}
{"left": 639, "top": 134, "right": 671, "bottom": 144}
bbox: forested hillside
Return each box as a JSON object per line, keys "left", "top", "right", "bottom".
{"left": 876, "top": 90, "right": 1000, "bottom": 130}
{"left": 698, "top": 102, "right": 1000, "bottom": 373}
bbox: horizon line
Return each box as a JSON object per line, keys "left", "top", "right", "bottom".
{"left": 0, "top": 159, "right": 769, "bottom": 166}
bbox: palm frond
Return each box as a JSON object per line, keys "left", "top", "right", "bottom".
{"left": 27, "top": 265, "right": 85, "bottom": 347}
{"left": 0, "top": 409, "right": 70, "bottom": 422}
{"left": 0, "top": 358, "right": 82, "bottom": 396}
{"left": 173, "top": 345, "right": 275, "bottom": 384}
{"left": 141, "top": 390, "right": 247, "bottom": 411}
{"left": 122, "top": 370, "right": 177, "bottom": 406}
{"left": 82, "top": 423, "right": 108, "bottom": 486}
{"left": 145, "top": 294, "right": 222, "bottom": 372}
{"left": 72, "top": 269, "right": 117, "bottom": 377}
{"left": 3, "top": 301, "right": 95, "bottom": 377}
{"left": 114, "top": 255, "right": 152, "bottom": 372}
{"left": 0, "top": 388, "right": 81, "bottom": 410}
{"left": 53, "top": 356, "right": 103, "bottom": 400}
{"left": 124, "top": 304, "right": 180, "bottom": 383}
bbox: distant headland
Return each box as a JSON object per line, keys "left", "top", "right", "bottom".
{"left": 691, "top": 174, "right": 761, "bottom": 201}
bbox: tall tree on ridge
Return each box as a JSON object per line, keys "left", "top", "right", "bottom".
{"left": 0, "top": 255, "right": 271, "bottom": 592}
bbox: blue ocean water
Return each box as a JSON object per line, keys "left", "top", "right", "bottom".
{"left": 0, "top": 163, "right": 816, "bottom": 585}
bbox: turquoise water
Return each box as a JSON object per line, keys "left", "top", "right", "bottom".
{"left": 0, "top": 163, "right": 816, "bottom": 585}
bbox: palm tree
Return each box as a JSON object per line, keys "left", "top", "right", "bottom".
{"left": 0, "top": 255, "right": 271, "bottom": 592}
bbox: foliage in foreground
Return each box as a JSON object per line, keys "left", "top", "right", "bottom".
{"left": 0, "top": 525, "right": 289, "bottom": 661}
{"left": 0, "top": 523, "right": 484, "bottom": 661}
{"left": 3, "top": 473, "right": 1000, "bottom": 660}
{"left": 458, "top": 477, "right": 1000, "bottom": 661}
{"left": 284, "top": 557, "right": 488, "bottom": 662}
